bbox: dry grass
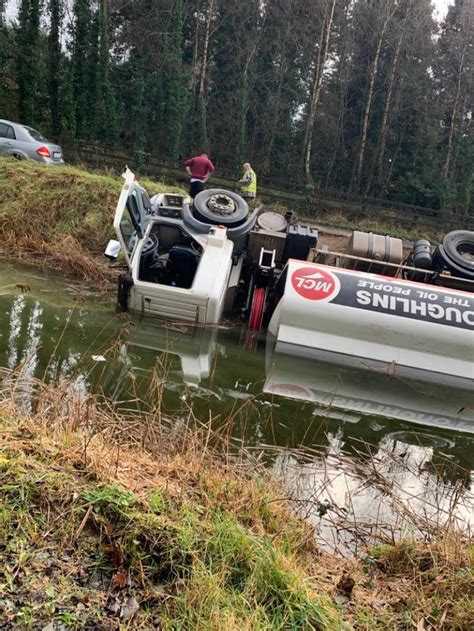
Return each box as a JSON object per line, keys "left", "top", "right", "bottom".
{"left": 0, "top": 367, "right": 472, "bottom": 629}
{"left": 0, "top": 158, "right": 185, "bottom": 289}
{"left": 0, "top": 368, "right": 347, "bottom": 629}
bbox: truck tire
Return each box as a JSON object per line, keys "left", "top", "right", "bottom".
{"left": 433, "top": 245, "right": 474, "bottom": 280}
{"left": 442, "top": 230, "right": 474, "bottom": 276}
{"left": 193, "top": 189, "right": 249, "bottom": 228}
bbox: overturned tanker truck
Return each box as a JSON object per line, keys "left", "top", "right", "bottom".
{"left": 107, "top": 168, "right": 474, "bottom": 390}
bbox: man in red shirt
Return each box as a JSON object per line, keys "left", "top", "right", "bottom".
{"left": 184, "top": 153, "right": 215, "bottom": 198}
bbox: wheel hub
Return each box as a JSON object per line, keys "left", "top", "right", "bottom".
{"left": 206, "top": 194, "right": 236, "bottom": 216}
{"left": 458, "top": 242, "right": 474, "bottom": 264}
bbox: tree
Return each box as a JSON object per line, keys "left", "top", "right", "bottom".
{"left": 352, "top": 0, "right": 399, "bottom": 191}
{"left": 436, "top": 0, "right": 473, "bottom": 182}
{"left": 71, "top": 0, "right": 93, "bottom": 138}
{"left": 17, "top": 0, "right": 42, "bottom": 124}
{"left": 48, "top": 0, "right": 63, "bottom": 137}
{"left": 95, "top": 0, "right": 118, "bottom": 144}
{"left": 207, "top": 0, "right": 261, "bottom": 167}
{"left": 161, "top": 0, "right": 187, "bottom": 162}
{"left": 302, "top": 0, "right": 337, "bottom": 183}
{"left": 0, "top": 0, "right": 9, "bottom": 113}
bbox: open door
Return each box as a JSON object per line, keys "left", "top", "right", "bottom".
{"left": 113, "top": 167, "right": 151, "bottom": 267}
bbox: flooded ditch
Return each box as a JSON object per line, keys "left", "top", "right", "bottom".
{"left": 1, "top": 261, "right": 473, "bottom": 554}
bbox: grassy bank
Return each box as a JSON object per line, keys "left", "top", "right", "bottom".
{"left": 0, "top": 371, "right": 472, "bottom": 629}
{"left": 0, "top": 158, "right": 185, "bottom": 288}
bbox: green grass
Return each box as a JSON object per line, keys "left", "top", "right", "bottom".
{"left": 0, "top": 157, "right": 185, "bottom": 284}
{"left": 0, "top": 378, "right": 472, "bottom": 630}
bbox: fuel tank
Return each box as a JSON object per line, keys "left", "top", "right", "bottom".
{"left": 268, "top": 261, "right": 474, "bottom": 388}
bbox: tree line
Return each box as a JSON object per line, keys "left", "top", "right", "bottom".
{"left": 0, "top": 0, "right": 472, "bottom": 213}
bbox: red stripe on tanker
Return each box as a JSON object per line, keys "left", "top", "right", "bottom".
{"left": 290, "top": 263, "right": 473, "bottom": 330}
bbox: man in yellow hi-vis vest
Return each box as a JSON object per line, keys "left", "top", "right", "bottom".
{"left": 238, "top": 162, "right": 257, "bottom": 200}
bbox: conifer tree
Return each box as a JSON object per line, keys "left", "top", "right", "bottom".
{"left": 48, "top": 0, "right": 62, "bottom": 137}
{"left": 95, "top": 0, "right": 118, "bottom": 144}
{"left": 131, "top": 55, "right": 147, "bottom": 165}
{"left": 60, "top": 58, "right": 76, "bottom": 137}
{"left": 17, "top": 0, "right": 41, "bottom": 124}
{"left": 162, "top": 0, "right": 187, "bottom": 162}
{"left": 71, "top": 0, "right": 92, "bottom": 138}
{"left": 0, "top": 0, "right": 7, "bottom": 110}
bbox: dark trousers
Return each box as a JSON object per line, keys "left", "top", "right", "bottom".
{"left": 189, "top": 180, "right": 205, "bottom": 198}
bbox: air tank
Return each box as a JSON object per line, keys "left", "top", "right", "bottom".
{"left": 413, "top": 239, "right": 433, "bottom": 269}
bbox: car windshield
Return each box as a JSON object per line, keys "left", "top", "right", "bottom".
{"left": 24, "top": 126, "right": 49, "bottom": 142}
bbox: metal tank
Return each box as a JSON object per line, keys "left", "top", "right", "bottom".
{"left": 268, "top": 260, "right": 474, "bottom": 387}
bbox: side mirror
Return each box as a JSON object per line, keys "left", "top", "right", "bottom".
{"left": 105, "top": 239, "right": 121, "bottom": 260}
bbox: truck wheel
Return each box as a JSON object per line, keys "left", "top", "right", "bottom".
{"left": 433, "top": 245, "right": 474, "bottom": 280}
{"left": 193, "top": 189, "right": 249, "bottom": 228}
{"left": 442, "top": 230, "right": 474, "bottom": 275}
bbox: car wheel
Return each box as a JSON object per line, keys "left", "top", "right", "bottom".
{"left": 193, "top": 189, "right": 249, "bottom": 228}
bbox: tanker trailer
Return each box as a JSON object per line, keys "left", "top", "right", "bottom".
{"left": 267, "top": 261, "right": 474, "bottom": 388}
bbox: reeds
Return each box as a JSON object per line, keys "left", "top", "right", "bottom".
{"left": 0, "top": 365, "right": 472, "bottom": 629}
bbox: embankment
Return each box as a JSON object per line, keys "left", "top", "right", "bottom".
{"left": 0, "top": 158, "right": 185, "bottom": 289}
{"left": 0, "top": 370, "right": 472, "bottom": 630}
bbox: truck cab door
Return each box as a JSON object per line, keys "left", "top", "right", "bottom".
{"left": 113, "top": 167, "right": 151, "bottom": 268}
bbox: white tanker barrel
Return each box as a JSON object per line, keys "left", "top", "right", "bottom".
{"left": 268, "top": 260, "right": 474, "bottom": 387}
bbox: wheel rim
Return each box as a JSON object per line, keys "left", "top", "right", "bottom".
{"left": 457, "top": 241, "right": 474, "bottom": 265}
{"left": 206, "top": 194, "right": 236, "bottom": 216}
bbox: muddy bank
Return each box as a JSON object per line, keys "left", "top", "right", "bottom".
{"left": 0, "top": 370, "right": 472, "bottom": 630}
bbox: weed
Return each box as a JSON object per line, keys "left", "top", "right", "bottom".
{"left": 0, "top": 369, "right": 472, "bottom": 629}
{"left": 83, "top": 484, "right": 135, "bottom": 512}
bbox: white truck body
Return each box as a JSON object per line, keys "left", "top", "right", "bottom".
{"left": 268, "top": 260, "right": 474, "bottom": 388}
{"left": 113, "top": 169, "right": 235, "bottom": 324}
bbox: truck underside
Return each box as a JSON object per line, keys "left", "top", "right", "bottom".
{"left": 109, "top": 168, "right": 474, "bottom": 390}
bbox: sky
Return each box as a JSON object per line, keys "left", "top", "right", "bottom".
{"left": 5, "top": 0, "right": 456, "bottom": 23}
{"left": 433, "top": 0, "right": 455, "bottom": 20}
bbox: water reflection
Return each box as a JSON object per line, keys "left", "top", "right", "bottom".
{"left": 272, "top": 430, "right": 473, "bottom": 554}
{"left": 0, "top": 263, "right": 473, "bottom": 549}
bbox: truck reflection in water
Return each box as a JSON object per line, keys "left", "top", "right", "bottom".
{"left": 116, "top": 322, "right": 474, "bottom": 552}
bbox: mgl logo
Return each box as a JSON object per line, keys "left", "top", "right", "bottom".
{"left": 291, "top": 266, "right": 340, "bottom": 301}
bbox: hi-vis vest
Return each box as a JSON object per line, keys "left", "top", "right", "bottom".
{"left": 242, "top": 168, "right": 257, "bottom": 195}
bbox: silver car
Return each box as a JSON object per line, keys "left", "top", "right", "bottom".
{"left": 0, "top": 119, "right": 64, "bottom": 164}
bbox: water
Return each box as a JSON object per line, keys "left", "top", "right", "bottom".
{"left": 1, "top": 261, "right": 473, "bottom": 553}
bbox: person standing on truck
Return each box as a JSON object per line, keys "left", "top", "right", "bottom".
{"left": 184, "top": 153, "right": 215, "bottom": 198}
{"left": 238, "top": 162, "right": 257, "bottom": 201}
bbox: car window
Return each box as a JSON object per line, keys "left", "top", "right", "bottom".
{"left": 0, "top": 123, "right": 8, "bottom": 138}
{"left": 24, "top": 126, "right": 48, "bottom": 142}
{"left": 6, "top": 126, "right": 16, "bottom": 140}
